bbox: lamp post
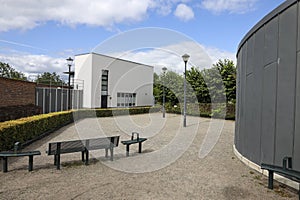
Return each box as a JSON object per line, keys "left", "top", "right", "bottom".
{"left": 162, "top": 67, "right": 167, "bottom": 118}
{"left": 65, "top": 57, "right": 74, "bottom": 110}
{"left": 182, "top": 54, "right": 190, "bottom": 127}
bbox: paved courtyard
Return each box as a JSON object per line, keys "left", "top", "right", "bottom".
{"left": 0, "top": 113, "right": 298, "bottom": 199}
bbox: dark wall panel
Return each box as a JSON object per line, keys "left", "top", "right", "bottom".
{"left": 261, "top": 63, "right": 277, "bottom": 164}
{"left": 235, "top": 48, "right": 242, "bottom": 151}
{"left": 264, "top": 16, "right": 279, "bottom": 66}
{"left": 236, "top": 1, "right": 300, "bottom": 171}
{"left": 298, "top": 2, "right": 300, "bottom": 51}
{"left": 275, "top": 4, "right": 297, "bottom": 165}
{"left": 294, "top": 52, "right": 300, "bottom": 171}
{"left": 240, "top": 45, "right": 248, "bottom": 156}
{"left": 246, "top": 36, "right": 255, "bottom": 76}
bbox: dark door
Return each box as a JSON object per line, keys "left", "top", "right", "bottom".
{"left": 101, "top": 95, "right": 108, "bottom": 108}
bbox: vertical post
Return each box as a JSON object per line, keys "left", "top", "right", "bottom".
{"left": 2, "top": 157, "right": 8, "bottom": 173}
{"left": 182, "top": 54, "right": 189, "bottom": 128}
{"left": 28, "top": 155, "right": 33, "bottom": 171}
{"left": 268, "top": 170, "right": 274, "bottom": 189}
{"left": 68, "top": 64, "right": 71, "bottom": 110}
{"left": 56, "top": 143, "right": 61, "bottom": 170}
{"left": 162, "top": 67, "right": 167, "bottom": 118}
{"left": 183, "top": 60, "right": 187, "bottom": 127}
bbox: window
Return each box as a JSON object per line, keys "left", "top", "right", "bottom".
{"left": 101, "top": 70, "right": 108, "bottom": 95}
{"left": 117, "top": 92, "right": 136, "bottom": 107}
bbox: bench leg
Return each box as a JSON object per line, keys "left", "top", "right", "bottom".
{"left": 138, "top": 142, "right": 142, "bottom": 153}
{"left": 28, "top": 155, "right": 33, "bottom": 171}
{"left": 105, "top": 148, "right": 108, "bottom": 158}
{"left": 54, "top": 155, "right": 57, "bottom": 166}
{"left": 126, "top": 145, "right": 130, "bottom": 157}
{"left": 56, "top": 154, "right": 61, "bottom": 170}
{"left": 82, "top": 151, "right": 84, "bottom": 162}
{"left": 110, "top": 147, "right": 113, "bottom": 161}
{"left": 85, "top": 150, "right": 89, "bottom": 165}
{"left": 268, "top": 170, "right": 274, "bottom": 189}
{"left": 2, "top": 157, "right": 8, "bottom": 173}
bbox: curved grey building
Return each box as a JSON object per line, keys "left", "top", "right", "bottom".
{"left": 235, "top": 0, "right": 300, "bottom": 172}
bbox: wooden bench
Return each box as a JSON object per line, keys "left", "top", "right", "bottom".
{"left": 261, "top": 157, "right": 300, "bottom": 198}
{"left": 121, "top": 132, "right": 147, "bottom": 157}
{"left": 0, "top": 151, "right": 41, "bottom": 172}
{"left": 47, "top": 136, "right": 120, "bottom": 170}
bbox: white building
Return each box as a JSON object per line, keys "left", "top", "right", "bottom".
{"left": 74, "top": 53, "right": 154, "bottom": 108}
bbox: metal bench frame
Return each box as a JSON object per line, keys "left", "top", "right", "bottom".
{"left": 261, "top": 157, "right": 300, "bottom": 198}
{"left": 0, "top": 151, "right": 41, "bottom": 172}
{"left": 47, "top": 136, "right": 120, "bottom": 170}
{"left": 121, "top": 132, "right": 147, "bottom": 157}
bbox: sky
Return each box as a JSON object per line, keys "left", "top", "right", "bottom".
{"left": 0, "top": 0, "right": 286, "bottom": 80}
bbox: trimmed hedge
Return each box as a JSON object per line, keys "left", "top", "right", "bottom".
{"left": 0, "top": 106, "right": 159, "bottom": 151}
{"left": 165, "top": 103, "right": 235, "bottom": 120}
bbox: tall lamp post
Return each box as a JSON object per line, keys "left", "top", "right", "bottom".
{"left": 65, "top": 57, "right": 74, "bottom": 110}
{"left": 162, "top": 67, "right": 167, "bottom": 118}
{"left": 182, "top": 54, "right": 190, "bottom": 127}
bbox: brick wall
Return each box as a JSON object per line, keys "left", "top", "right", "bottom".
{"left": 0, "top": 77, "right": 36, "bottom": 107}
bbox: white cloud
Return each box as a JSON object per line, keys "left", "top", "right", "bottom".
{"left": 201, "top": 0, "right": 258, "bottom": 14}
{"left": 0, "top": 53, "right": 68, "bottom": 79}
{"left": 0, "top": 41, "right": 235, "bottom": 78}
{"left": 0, "top": 0, "right": 195, "bottom": 32}
{"left": 0, "top": 0, "right": 152, "bottom": 32}
{"left": 174, "top": 4, "right": 194, "bottom": 21}
{"left": 108, "top": 41, "right": 235, "bottom": 74}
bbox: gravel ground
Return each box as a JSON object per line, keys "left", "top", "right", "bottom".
{"left": 0, "top": 113, "right": 298, "bottom": 200}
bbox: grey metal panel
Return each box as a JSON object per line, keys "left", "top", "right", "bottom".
{"left": 298, "top": 1, "right": 300, "bottom": 52}
{"left": 50, "top": 89, "right": 56, "bottom": 112}
{"left": 261, "top": 63, "right": 277, "bottom": 164}
{"left": 246, "top": 36, "right": 255, "bottom": 76}
{"left": 275, "top": 4, "right": 298, "bottom": 165}
{"left": 244, "top": 74, "right": 258, "bottom": 162}
{"left": 264, "top": 16, "right": 279, "bottom": 65}
{"left": 249, "top": 28, "right": 265, "bottom": 164}
{"left": 235, "top": 49, "right": 242, "bottom": 150}
{"left": 238, "top": 0, "right": 298, "bottom": 53}
{"left": 294, "top": 52, "right": 300, "bottom": 171}
{"left": 240, "top": 45, "right": 248, "bottom": 156}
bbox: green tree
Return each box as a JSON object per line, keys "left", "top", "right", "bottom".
{"left": 35, "top": 72, "right": 65, "bottom": 86}
{"left": 213, "top": 59, "right": 236, "bottom": 103}
{"left": 0, "top": 62, "right": 27, "bottom": 80}
{"left": 186, "top": 66, "right": 210, "bottom": 103}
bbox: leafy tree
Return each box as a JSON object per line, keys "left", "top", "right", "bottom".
{"left": 213, "top": 59, "right": 236, "bottom": 103}
{"left": 186, "top": 66, "right": 210, "bottom": 103}
{"left": 154, "top": 59, "right": 236, "bottom": 105}
{"left": 35, "top": 72, "right": 65, "bottom": 86}
{"left": 0, "top": 62, "right": 27, "bottom": 80}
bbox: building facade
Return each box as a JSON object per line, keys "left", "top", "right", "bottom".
{"left": 235, "top": 0, "right": 300, "bottom": 172}
{"left": 74, "top": 53, "right": 154, "bottom": 108}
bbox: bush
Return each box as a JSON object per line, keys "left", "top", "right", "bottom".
{"left": 164, "top": 103, "right": 235, "bottom": 119}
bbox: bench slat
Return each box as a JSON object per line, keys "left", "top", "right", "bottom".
{"left": 0, "top": 151, "right": 41, "bottom": 157}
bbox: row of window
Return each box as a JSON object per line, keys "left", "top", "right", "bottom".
{"left": 117, "top": 92, "right": 136, "bottom": 107}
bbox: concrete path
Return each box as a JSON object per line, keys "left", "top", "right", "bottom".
{"left": 0, "top": 113, "right": 297, "bottom": 199}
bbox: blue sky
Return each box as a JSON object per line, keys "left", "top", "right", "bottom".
{"left": 0, "top": 0, "right": 286, "bottom": 79}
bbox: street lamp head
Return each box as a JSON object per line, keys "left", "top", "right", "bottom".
{"left": 182, "top": 54, "right": 190, "bottom": 62}
{"left": 66, "top": 57, "right": 73, "bottom": 66}
{"left": 162, "top": 67, "right": 167, "bottom": 73}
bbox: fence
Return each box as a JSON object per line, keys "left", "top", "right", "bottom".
{"left": 36, "top": 87, "right": 83, "bottom": 114}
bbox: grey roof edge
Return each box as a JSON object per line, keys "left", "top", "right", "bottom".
{"left": 237, "top": 0, "right": 298, "bottom": 56}
{"left": 75, "top": 52, "right": 154, "bottom": 69}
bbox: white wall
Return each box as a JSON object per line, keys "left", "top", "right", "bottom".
{"left": 75, "top": 53, "right": 154, "bottom": 108}
{"left": 74, "top": 54, "right": 92, "bottom": 108}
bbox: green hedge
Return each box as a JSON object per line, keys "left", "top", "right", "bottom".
{"left": 165, "top": 103, "right": 235, "bottom": 120}
{"left": 0, "top": 106, "right": 158, "bottom": 151}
